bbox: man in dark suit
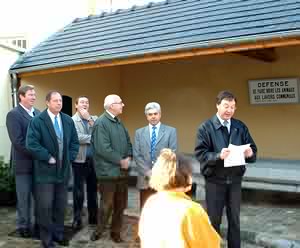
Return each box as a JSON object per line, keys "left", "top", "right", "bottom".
{"left": 6, "top": 84, "right": 40, "bottom": 238}
{"left": 26, "top": 91, "right": 79, "bottom": 248}
{"left": 194, "top": 90, "right": 257, "bottom": 248}
{"left": 133, "top": 102, "right": 177, "bottom": 209}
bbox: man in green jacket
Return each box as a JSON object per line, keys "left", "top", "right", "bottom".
{"left": 90, "top": 94, "right": 132, "bottom": 243}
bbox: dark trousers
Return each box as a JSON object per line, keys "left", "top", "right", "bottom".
{"left": 15, "top": 174, "right": 34, "bottom": 230}
{"left": 35, "top": 183, "right": 68, "bottom": 248}
{"left": 140, "top": 188, "right": 156, "bottom": 210}
{"left": 96, "top": 179, "right": 128, "bottom": 235}
{"left": 205, "top": 180, "right": 241, "bottom": 248}
{"left": 72, "top": 161, "right": 98, "bottom": 223}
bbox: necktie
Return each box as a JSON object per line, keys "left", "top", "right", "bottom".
{"left": 150, "top": 126, "right": 157, "bottom": 163}
{"left": 222, "top": 120, "right": 230, "bottom": 145}
{"left": 54, "top": 116, "right": 61, "bottom": 138}
{"left": 223, "top": 120, "right": 230, "bottom": 133}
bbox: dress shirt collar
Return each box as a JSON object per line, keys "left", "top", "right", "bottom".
{"left": 106, "top": 110, "right": 115, "bottom": 119}
{"left": 216, "top": 113, "right": 231, "bottom": 127}
{"left": 47, "top": 109, "right": 61, "bottom": 127}
{"left": 19, "top": 103, "right": 35, "bottom": 117}
{"left": 149, "top": 122, "right": 161, "bottom": 131}
{"left": 149, "top": 122, "right": 161, "bottom": 138}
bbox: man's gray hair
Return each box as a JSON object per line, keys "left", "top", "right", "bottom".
{"left": 104, "top": 94, "right": 118, "bottom": 110}
{"left": 145, "top": 102, "right": 161, "bottom": 115}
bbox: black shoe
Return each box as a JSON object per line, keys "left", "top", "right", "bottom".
{"left": 88, "top": 219, "right": 97, "bottom": 225}
{"left": 90, "top": 231, "right": 102, "bottom": 241}
{"left": 18, "top": 228, "right": 31, "bottom": 238}
{"left": 32, "top": 224, "right": 40, "bottom": 239}
{"left": 53, "top": 237, "right": 69, "bottom": 246}
{"left": 110, "top": 232, "right": 124, "bottom": 243}
{"left": 72, "top": 220, "right": 83, "bottom": 230}
{"left": 32, "top": 229, "right": 40, "bottom": 239}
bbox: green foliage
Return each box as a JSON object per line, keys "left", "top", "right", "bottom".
{"left": 0, "top": 157, "right": 15, "bottom": 192}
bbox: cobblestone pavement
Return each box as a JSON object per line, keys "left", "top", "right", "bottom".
{"left": 1, "top": 188, "right": 299, "bottom": 247}
{"left": 0, "top": 208, "right": 262, "bottom": 248}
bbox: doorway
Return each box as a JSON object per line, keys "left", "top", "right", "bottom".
{"left": 62, "top": 95, "right": 72, "bottom": 116}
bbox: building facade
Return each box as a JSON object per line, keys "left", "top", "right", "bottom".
{"left": 0, "top": 43, "right": 24, "bottom": 161}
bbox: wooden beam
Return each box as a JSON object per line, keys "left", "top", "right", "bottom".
{"left": 18, "top": 36, "right": 300, "bottom": 78}
{"left": 235, "top": 48, "right": 278, "bottom": 62}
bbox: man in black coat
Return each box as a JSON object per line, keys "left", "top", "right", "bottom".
{"left": 26, "top": 91, "right": 79, "bottom": 248}
{"left": 194, "top": 90, "right": 257, "bottom": 248}
{"left": 6, "top": 85, "right": 40, "bottom": 238}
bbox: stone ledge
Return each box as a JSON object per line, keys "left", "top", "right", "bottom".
{"left": 220, "top": 227, "right": 300, "bottom": 248}
{"left": 243, "top": 230, "right": 300, "bottom": 248}
{"left": 130, "top": 158, "right": 300, "bottom": 193}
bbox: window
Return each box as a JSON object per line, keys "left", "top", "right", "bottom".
{"left": 22, "top": 40, "right": 26, "bottom": 48}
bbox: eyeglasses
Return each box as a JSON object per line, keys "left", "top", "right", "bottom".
{"left": 112, "top": 101, "right": 123, "bottom": 105}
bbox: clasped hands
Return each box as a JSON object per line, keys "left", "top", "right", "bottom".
{"left": 120, "top": 157, "right": 131, "bottom": 170}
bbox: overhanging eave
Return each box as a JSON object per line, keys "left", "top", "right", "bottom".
{"left": 11, "top": 33, "right": 300, "bottom": 78}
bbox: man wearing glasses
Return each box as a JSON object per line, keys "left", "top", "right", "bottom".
{"left": 194, "top": 90, "right": 257, "bottom": 248}
{"left": 90, "top": 94, "right": 132, "bottom": 243}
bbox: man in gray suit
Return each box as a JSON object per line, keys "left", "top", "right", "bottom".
{"left": 133, "top": 102, "right": 177, "bottom": 210}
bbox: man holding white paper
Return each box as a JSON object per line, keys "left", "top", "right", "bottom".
{"left": 224, "top": 144, "right": 250, "bottom": 167}
{"left": 194, "top": 90, "right": 257, "bottom": 248}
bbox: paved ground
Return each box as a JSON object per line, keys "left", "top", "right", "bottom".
{"left": 0, "top": 187, "right": 299, "bottom": 247}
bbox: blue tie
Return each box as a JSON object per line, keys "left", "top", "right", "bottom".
{"left": 150, "top": 126, "right": 157, "bottom": 163}
{"left": 54, "top": 116, "right": 61, "bottom": 138}
{"left": 223, "top": 120, "right": 229, "bottom": 133}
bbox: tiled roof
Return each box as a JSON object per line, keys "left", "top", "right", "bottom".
{"left": 10, "top": 0, "right": 300, "bottom": 73}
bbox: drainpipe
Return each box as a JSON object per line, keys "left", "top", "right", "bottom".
{"left": 10, "top": 73, "right": 19, "bottom": 107}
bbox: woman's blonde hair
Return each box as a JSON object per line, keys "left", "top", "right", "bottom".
{"left": 149, "top": 148, "right": 193, "bottom": 191}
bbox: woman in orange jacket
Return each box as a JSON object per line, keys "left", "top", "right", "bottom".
{"left": 139, "top": 148, "right": 221, "bottom": 248}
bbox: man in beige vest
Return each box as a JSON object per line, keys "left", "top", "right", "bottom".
{"left": 71, "top": 96, "right": 98, "bottom": 230}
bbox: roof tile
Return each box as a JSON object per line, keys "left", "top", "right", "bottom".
{"left": 10, "top": 0, "right": 300, "bottom": 73}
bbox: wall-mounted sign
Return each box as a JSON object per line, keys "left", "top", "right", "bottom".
{"left": 248, "top": 78, "right": 299, "bottom": 104}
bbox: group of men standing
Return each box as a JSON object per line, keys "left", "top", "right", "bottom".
{"left": 6, "top": 85, "right": 257, "bottom": 248}
{"left": 7, "top": 86, "right": 80, "bottom": 248}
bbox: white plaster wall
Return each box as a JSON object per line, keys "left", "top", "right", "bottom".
{"left": 0, "top": 46, "right": 21, "bottom": 162}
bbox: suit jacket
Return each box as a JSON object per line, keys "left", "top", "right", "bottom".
{"left": 72, "top": 112, "right": 97, "bottom": 163}
{"left": 194, "top": 115, "right": 257, "bottom": 184}
{"left": 26, "top": 109, "right": 79, "bottom": 184}
{"left": 134, "top": 124, "right": 177, "bottom": 189}
{"left": 6, "top": 104, "right": 40, "bottom": 174}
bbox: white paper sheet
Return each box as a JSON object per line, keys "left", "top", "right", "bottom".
{"left": 224, "top": 144, "right": 250, "bottom": 167}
